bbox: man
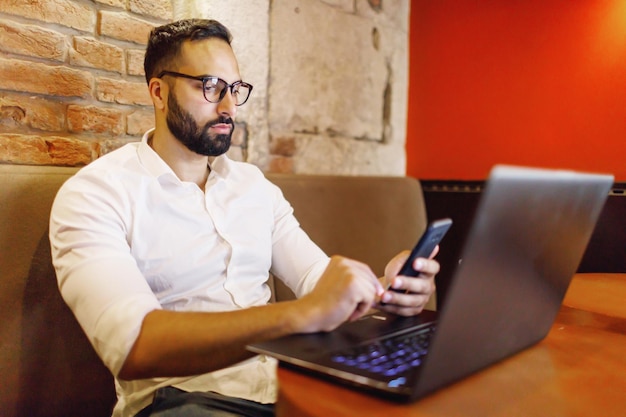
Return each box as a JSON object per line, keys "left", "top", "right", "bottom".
{"left": 49, "top": 19, "right": 439, "bottom": 417}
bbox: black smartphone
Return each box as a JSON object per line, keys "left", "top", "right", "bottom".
{"left": 396, "top": 217, "right": 453, "bottom": 278}
{"left": 380, "top": 218, "right": 452, "bottom": 302}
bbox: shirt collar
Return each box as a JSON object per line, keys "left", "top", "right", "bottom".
{"left": 137, "top": 129, "right": 177, "bottom": 181}
{"left": 208, "top": 154, "right": 232, "bottom": 179}
{"left": 137, "top": 128, "right": 233, "bottom": 184}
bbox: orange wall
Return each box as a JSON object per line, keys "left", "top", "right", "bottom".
{"left": 407, "top": 0, "right": 626, "bottom": 180}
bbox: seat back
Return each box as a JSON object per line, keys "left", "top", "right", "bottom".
{"left": 0, "top": 164, "right": 116, "bottom": 417}
{"left": 266, "top": 174, "right": 429, "bottom": 303}
{"left": 0, "top": 165, "right": 429, "bottom": 417}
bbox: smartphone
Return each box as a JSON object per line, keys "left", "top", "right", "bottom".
{"left": 395, "top": 217, "right": 453, "bottom": 279}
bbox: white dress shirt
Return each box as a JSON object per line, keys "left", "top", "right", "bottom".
{"left": 49, "top": 129, "right": 330, "bottom": 417}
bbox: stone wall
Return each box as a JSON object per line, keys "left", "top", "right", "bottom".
{"left": 270, "top": 0, "right": 410, "bottom": 176}
{"left": 1, "top": 0, "right": 409, "bottom": 175}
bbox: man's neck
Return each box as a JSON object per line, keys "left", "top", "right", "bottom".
{"left": 148, "top": 131, "right": 214, "bottom": 189}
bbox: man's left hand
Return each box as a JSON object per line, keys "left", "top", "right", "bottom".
{"left": 376, "top": 249, "right": 440, "bottom": 316}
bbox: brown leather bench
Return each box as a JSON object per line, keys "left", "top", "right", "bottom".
{"left": 0, "top": 164, "right": 429, "bottom": 417}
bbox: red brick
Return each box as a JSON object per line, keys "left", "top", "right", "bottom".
{"left": 70, "top": 36, "right": 124, "bottom": 73}
{"left": 0, "top": 20, "right": 67, "bottom": 61}
{"left": 99, "top": 138, "right": 139, "bottom": 155}
{"left": 0, "top": 93, "right": 66, "bottom": 132}
{"left": 96, "top": 77, "right": 152, "bottom": 106}
{"left": 47, "top": 136, "right": 98, "bottom": 165}
{"left": 98, "top": 11, "right": 156, "bottom": 45}
{"left": 268, "top": 156, "right": 294, "bottom": 174}
{"left": 2, "top": 0, "right": 95, "bottom": 32}
{"left": 127, "top": 49, "right": 146, "bottom": 76}
{"left": 368, "top": 0, "right": 382, "bottom": 11}
{"left": 129, "top": 0, "right": 172, "bottom": 20}
{"left": 0, "top": 57, "right": 93, "bottom": 98}
{"left": 126, "top": 108, "right": 154, "bottom": 136}
{"left": 0, "top": 134, "right": 97, "bottom": 166}
{"left": 67, "top": 105, "right": 124, "bottom": 135}
{"left": 270, "top": 136, "right": 297, "bottom": 156}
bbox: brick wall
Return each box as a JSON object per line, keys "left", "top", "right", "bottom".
{"left": 0, "top": 0, "right": 252, "bottom": 167}
{"left": 1, "top": 1, "right": 409, "bottom": 175}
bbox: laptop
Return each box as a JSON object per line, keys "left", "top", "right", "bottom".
{"left": 248, "top": 165, "right": 613, "bottom": 402}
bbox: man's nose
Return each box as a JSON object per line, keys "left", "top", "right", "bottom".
{"left": 217, "top": 88, "right": 237, "bottom": 118}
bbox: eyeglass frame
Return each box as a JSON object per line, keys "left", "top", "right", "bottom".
{"left": 157, "top": 70, "right": 253, "bottom": 106}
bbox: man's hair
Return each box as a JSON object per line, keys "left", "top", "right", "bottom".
{"left": 144, "top": 19, "right": 232, "bottom": 84}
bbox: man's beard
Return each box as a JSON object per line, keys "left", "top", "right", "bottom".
{"left": 166, "top": 92, "right": 234, "bottom": 157}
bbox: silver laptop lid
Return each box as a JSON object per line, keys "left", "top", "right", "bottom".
{"left": 413, "top": 165, "right": 613, "bottom": 399}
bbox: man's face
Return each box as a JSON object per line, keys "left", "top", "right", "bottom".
{"left": 166, "top": 89, "right": 234, "bottom": 156}
{"left": 163, "top": 38, "right": 242, "bottom": 157}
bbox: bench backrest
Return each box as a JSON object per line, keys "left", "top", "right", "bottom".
{"left": 0, "top": 165, "right": 427, "bottom": 417}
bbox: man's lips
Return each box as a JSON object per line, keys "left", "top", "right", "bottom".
{"left": 209, "top": 123, "right": 233, "bottom": 134}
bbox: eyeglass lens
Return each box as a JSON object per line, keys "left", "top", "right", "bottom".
{"left": 204, "top": 77, "right": 251, "bottom": 106}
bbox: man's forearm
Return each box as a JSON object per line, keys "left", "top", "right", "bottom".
{"left": 118, "top": 255, "right": 385, "bottom": 381}
{"left": 118, "top": 300, "right": 306, "bottom": 380}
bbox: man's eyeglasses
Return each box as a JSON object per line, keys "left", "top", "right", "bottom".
{"left": 157, "top": 71, "right": 253, "bottom": 106}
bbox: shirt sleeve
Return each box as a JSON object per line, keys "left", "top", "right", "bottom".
{"left": 49, "top": 172, "right": 162, "bottom": 377}
{"left": 268, "top": 183, "right": 330, "bottom": 298}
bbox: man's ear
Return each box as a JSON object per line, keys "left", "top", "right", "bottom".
{"left": 148, "top": 78, "right": 167, "bottom": 110}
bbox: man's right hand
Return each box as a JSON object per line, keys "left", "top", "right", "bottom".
{"left": 295, "top": 255, "right": 384, "bottom": 333}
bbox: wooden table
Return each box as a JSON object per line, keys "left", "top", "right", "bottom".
{"left": 276, "top": 273, "right": 626, "bottom": 417}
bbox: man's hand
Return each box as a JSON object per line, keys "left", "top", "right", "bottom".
{"left": 296, "top": 255, "right": 384, "bottom": 333}
{"left": 376, "top": 249, "right": 440, "bottom": 316}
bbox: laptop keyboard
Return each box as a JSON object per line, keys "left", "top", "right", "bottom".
{"left": 330, "top": 324, "right": 436, "bottom": 378}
